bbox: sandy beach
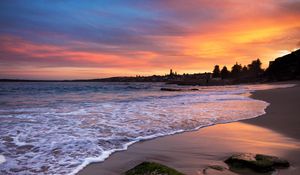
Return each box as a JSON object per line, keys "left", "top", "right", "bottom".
{"left": 78, "top": 82, "right": 300, "bottom": 175}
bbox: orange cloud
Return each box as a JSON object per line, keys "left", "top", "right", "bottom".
{"left": 1, "top": 0, "right": 300, "bottom": 79}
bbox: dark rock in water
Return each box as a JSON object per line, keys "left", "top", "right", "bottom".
{"left": 160, "top": 88, "right": 199, "bottom": 91}
{"left": 124, "top": 161, "right": 185, "bottom": 175}
{"left": 160, "top": 88, "right": 183, "bottom": 91}
{"left": 225, "top": 153, "right": 290, "bottom": 173}
{"left": 190, "top": 88, "right": 199, "bottom": 91}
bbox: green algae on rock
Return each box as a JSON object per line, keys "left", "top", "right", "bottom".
{"left": 124, "top": 162, "right": 185, "bottom": 175}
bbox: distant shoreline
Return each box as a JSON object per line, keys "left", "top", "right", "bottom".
{"left": 0, "top": 79, "right": 103, "bottom": 82}
{"left": 1, "top": 48, "right": 299, "bottom": 84}
{"left": 0, "top": 79, "right": 296, "bottom": 87}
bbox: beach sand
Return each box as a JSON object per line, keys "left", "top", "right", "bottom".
{"left": 78, "top": 82, "right": 300, "bottom": 175}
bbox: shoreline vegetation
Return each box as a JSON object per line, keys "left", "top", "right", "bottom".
{"left": 1, "top": 49, "right": 299, "bottom": 85}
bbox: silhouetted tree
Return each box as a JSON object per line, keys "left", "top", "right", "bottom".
{"left": 231, "top": 62, "right": 242, "bottom": 78}
{"left": 212, "top": 65, "right": 221, "bottom": 78}
{"left": 242, "top": 66, "right": 248, "bottom": 73}
{"left": 220, "top": 66, "right": 229, "bottom": 79}
{"left": 248, "top": 59, "right": 263, "bottom": 77}
{"left": 241, "top": 65, "right": 248, "bottom": 77}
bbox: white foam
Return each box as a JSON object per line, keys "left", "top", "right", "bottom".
{"left": 13, "top": 134, "right": 27, "bottom": 146}
{"left": 0, "top": 155, "right": 6, "bottom": 164}
{"left": 68, "top": 140, "right": 136, "bottom": 175}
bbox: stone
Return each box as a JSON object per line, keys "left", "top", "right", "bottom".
{"left": 160, "top": 88, "right": 183, "bottom": 91}
{"left": 160, "top": 88, "right": 199, "bottom": 91}
{"left": 203, "top": 165, "right": 237, "bottom": 175}
{"left": 124, "top": 161, "right": 185, "bottom": 175}
{"left": 225, "top": 153, "right": 290, "bottom": 173}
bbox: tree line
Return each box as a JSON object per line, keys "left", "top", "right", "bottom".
{"left": 212, "top": 59, "right": 264, "bottom": 80}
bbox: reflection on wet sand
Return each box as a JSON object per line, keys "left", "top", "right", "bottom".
{"left": 199, "top": 122, "right": 300, "bottom": 151}
{"left": 78, "top": 122, "right": 300, "bottom": 175}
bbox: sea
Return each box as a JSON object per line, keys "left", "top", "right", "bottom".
{"left": 0, "top": 82, "right": 294, "bottom": 175}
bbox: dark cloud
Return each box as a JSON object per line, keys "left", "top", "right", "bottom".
{"left": 280, "top": 0, "right": 300, "bottom": 14}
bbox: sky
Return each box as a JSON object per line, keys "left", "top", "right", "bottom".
{"left": 0, "top": 0, "right": 299, "bottom": 80}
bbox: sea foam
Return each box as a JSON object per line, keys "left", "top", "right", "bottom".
{"left": 0, "top": 155, "right": 5, "bottom": 165}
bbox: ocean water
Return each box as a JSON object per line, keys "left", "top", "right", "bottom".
{"left": 0, "top": 82, "right": 294, "bottom": 175}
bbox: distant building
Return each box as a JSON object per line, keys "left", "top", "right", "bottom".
{"left": 170, "top": 69, "right": 174, "bottom": 75}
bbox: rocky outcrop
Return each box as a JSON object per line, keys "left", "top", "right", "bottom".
{"left": 266, "top": 49, "right": 300, "bottom": 80}
{"left": 124, "top": 161, "right": 185, "bottom": 175}
{"left": 225, "top": 153, "right": 290, "bottom": 173}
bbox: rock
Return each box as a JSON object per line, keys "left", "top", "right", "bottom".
{"left": 160, "top": 88, "right": 183, "bottom": 91}
{"left": 203, "top": 165, "right": 237, "bottom": 175}
{"left": 190, "top": 88, "right": 199, "bottom": 91}
{"left": 206, "top": 165, "right": 226, "bottom": 171}
{"left": 225, "top": 153, "right": 290, "bottom": 173}
{"left": 160, "top": 88, "right": 199, "bottom": 91}
{"left": 124, "top": 161, "right": 185, "bottom": 175}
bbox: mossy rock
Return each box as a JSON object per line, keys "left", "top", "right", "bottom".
{"left": 225, "top": 153, "right": 290, "bottom": 173}
{"left": 124, "top": 161, "right": 185, "bottom": 175}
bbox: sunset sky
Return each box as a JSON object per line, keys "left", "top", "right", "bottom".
{"left": 0, "top": 0, "right": 300, "bottom": 80}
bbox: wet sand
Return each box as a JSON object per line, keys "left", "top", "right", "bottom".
{"left": 78, "top": 82, "right": 300, "bottom": 175}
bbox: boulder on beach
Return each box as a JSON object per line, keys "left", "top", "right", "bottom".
{"left": 124, "top": 161, "right": 185, "bottom": 175}
{"left": 224, "top": 153, "right": 290, "bottom": 173}
{"left": 203, "top": 165, "right": 237, "bottom": 175}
